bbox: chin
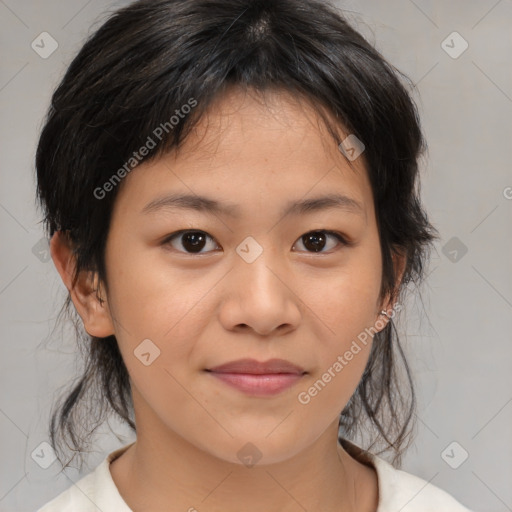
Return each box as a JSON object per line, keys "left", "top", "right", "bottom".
{"left": 201, "top": 435, "right": 306, "bottom": 467}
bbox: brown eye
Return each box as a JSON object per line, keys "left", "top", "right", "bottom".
{"left": 164, "top": 230, "right": 219, "bottom": 254}
{"left": 293, "top": 230, "right": 347, "bottom": 253}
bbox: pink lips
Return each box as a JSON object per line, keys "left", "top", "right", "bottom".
{"left": 206, "top": 358, "right": 306, "bottom": 396}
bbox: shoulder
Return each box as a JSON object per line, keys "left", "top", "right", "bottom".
{"left": 339, "top": 438, "right": 474, "bottom": 512}
{"left": 36, "top": 442, "right": 135, "bottom": 512}
{"left": 35, "top": 470, "right": 98, "bottom": 512}
{"left": 377, "top": 463, "right": 473, "bottom": 511}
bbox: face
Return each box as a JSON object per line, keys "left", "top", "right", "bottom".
{"left": 79, "top": 87, "right": 397, "bottom": 465}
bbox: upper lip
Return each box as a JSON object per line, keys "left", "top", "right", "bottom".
{"left": 207, "top": 358, "right": 306, "bottom": 375}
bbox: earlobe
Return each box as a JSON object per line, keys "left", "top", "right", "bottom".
{"left": 50, "top": 231, "right": 115, "bottom": 338}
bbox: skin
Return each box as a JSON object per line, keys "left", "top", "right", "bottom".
{"left": 51, "top": 86, "right": 405, "bottom": 512}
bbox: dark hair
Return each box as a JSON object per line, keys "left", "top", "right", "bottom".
{"left": 35, "top": 0, "right": 439, "bottom": 471}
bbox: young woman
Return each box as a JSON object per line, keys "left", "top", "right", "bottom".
{"left": 35, "top": 0, "right": 473, "bottom": 510}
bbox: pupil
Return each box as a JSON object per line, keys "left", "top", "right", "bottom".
{"left": 304, "top": 231, "right": 326, "bottom": 252}
{"left": 183, "top": 232, "right": 206, "bottom": 252}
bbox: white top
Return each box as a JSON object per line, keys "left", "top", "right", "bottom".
{"left": 36, "top": 439, "right": 473, "bottom": 511}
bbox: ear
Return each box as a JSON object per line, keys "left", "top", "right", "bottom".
{"left": 50, "top": 231, "right": 115, "bottom": 338}
{"left": 376, "top": 248, "right": 407, "bottom": 326}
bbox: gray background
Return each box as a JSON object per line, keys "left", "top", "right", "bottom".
{"left": 1, "top": 0, "right": 511, "bottom": 511}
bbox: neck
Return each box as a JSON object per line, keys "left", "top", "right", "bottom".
{"left": 109, "top": 389, "right": 378, "bottom": 512}
{"left": 111, "top": 426, "right": 377, "bottom": 512}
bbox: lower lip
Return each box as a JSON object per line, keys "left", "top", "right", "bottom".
{"left": 207, "top": 371, "right": 304, "bottom": 396}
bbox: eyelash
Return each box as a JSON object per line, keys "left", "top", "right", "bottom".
{"left": 162, "top": 229, "right": 351, "bottom": 255}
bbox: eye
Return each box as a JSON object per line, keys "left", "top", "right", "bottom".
{"left": 292, "top": 230, "right": 348, "bottom": 253}
{"left": 163, "top": 230, "right": 220, "bottom": 254}
{"left": 162, "top": 229, "right": 349, "bottom": 255}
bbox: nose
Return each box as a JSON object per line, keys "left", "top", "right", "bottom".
{"left": 218, "top": 244, "right": 302, "bottom": 336}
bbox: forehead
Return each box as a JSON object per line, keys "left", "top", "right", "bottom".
{"left": 113, "top": 86, "right": 374, "bottom": 222}
{"left": 173, "top": 86, "right": 354, "bottom": 166}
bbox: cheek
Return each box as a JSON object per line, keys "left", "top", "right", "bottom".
{"left": 314, "top": 250, "right": 382, "bottom": 334}
{"left": 108, "top": 241, "right": 202, "bottom": 322}
{"left": 104, "top": 257, "right": 210, "bottom": 417}
{"left": 105, "top": 246, "right": 215, "bottom": 370}
{"left": 303, "top": 249, "right": 382, "bottom": 404}
{"left": 297, "top": 310, "right": 377, "bottom": 424}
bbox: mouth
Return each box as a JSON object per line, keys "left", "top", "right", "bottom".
{"left": 204, "top": 358, "right": 307, "bottom": 397}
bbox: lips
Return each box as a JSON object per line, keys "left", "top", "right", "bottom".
{"left": 206, "top": 358, "right": 306, "bottom": 375}
{"left": 205, "top": 358, "right": 307, "bottom": 396}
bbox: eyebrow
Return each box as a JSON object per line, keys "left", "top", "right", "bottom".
{"left": 141, "top": 192, "right": 365, "bottom": 218}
